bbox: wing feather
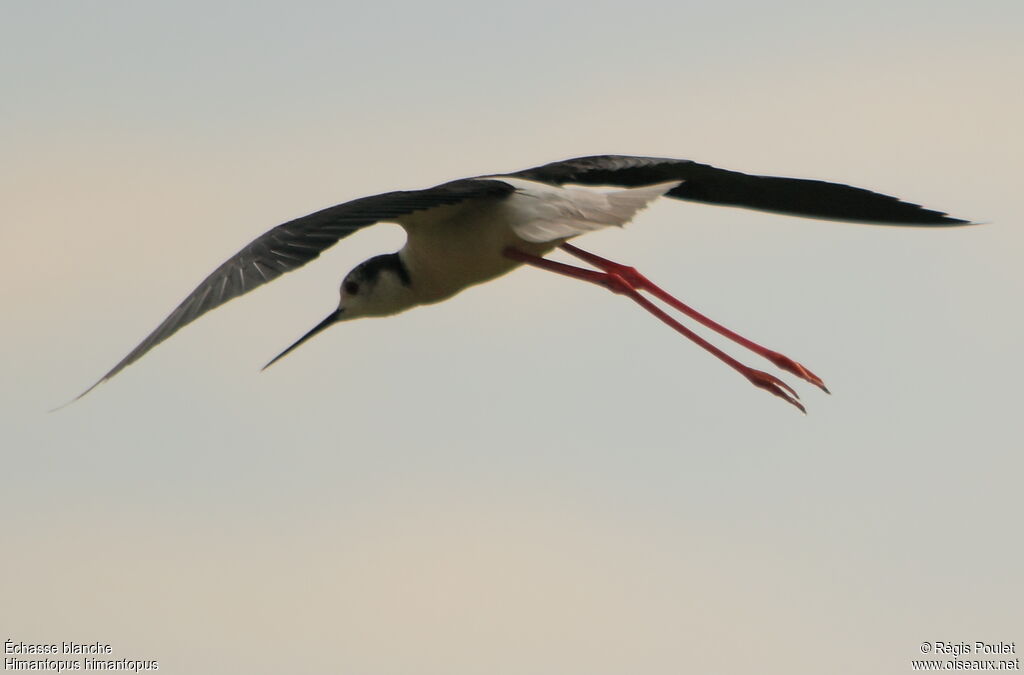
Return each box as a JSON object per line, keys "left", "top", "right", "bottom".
{"left": 509, "top": 155, "right": 969, "bottom": 225}
{"left": 76, "top": 178, "right": 513, "bottom": 398}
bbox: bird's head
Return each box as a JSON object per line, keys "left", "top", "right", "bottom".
{"left": 336, "top": 252, "right": 414, "bottom": 320}
{"left": 263, "top": 253, "right": 414, "bottom": 369}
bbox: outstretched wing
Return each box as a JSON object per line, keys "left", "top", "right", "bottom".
{"left": 509, "top": 155, "right": 969, "bottom": 225}
{"left": 76, "top": 178, "right": 514, "bottom": 399}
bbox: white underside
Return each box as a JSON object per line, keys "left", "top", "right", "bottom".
{"left": 395, "top": 177, "right": 681, "bottom": 304}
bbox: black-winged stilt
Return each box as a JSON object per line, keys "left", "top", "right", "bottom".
{"left": 73, "top": 155, "right": 970, "bottom": 411}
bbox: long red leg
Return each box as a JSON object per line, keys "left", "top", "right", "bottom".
{"left": 559, "top": 242, "right": 828, "bottom": 393}
{"left": 503, "top": 246, "right": 807, "bottom": 413}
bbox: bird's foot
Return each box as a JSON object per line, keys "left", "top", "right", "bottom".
{"left": 743, "top": 368, "right": 806, "bottom": 414}
{"left": 760, "top": 352, "right": 829, "bottom": 394}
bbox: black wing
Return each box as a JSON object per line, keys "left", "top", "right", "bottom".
{"left": 510, "top": 155, "right": 968, "bottom": 225}
{"left": 76, "top": 178, "right": 514, "bottom": 399}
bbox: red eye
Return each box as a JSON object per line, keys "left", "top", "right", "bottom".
{"left": 343, "top": 281, "right": 360, "bottom": 295}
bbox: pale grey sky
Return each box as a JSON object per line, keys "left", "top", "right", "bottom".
{"left": 3, "top": 1, "right": 1022, "bottom": 673}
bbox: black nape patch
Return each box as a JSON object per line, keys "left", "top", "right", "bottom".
{"left": 357, "top": 253, "right": 411, "bottom": 287}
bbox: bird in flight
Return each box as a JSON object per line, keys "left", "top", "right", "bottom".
{"left": 71, "top": 155, "right": 969, "bottom": 412}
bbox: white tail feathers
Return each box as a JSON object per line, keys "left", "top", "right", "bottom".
{"left": 605, "top": 180, "right": 681, "bottom": 223}
{"left": 506, "top": 178, "right": 682, "bottom": 243}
